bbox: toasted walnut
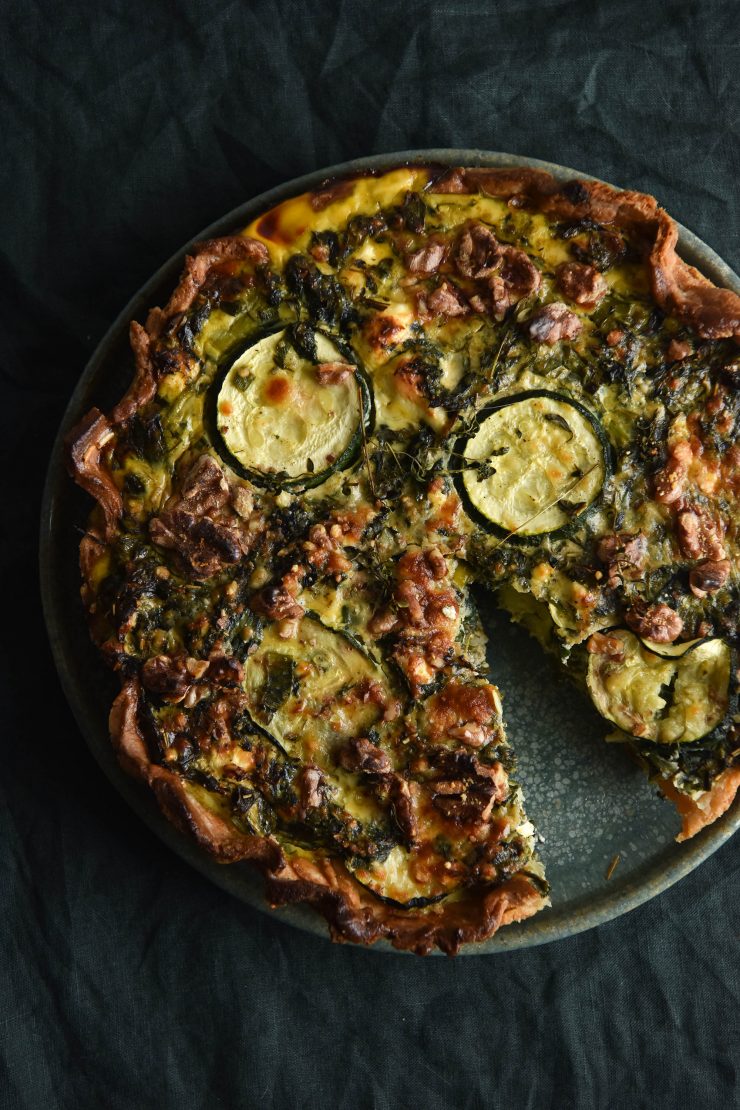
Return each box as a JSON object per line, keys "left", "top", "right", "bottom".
{"left": 453, "top": 224, "right": 539, "bottom": 318}
{"left": 149, "top": 512, "right": 248, "bottom": 578}
{"left": 405, "top": 239, "right": 447, "bottom": 275}
{"left": 367, "top": 608, "right": 399, "bottom": 636}
{"left": 141, "top": 655, "right": 193, "bottom": 702}
{"left": 299, "top": 766, "right": 324, "bottom": 813}
{"left": 666, "top": 338, "right": 692, "bottom": 362}
{"left": 302, "top": 507, "right": 375, "bottom": 577}
{"left": 390, "top": 776, "right": 418, "bottom": 847}
{"left": 277, "top": 617, "right": 300, "bottom": 640}
{"left": 454, "top": 222, "right": 502, "bottom": 279}
{"left": 595, "top": 532, "right": 648, "bottom": 588}
{"left": 230, "top": 484, "right": 254, "bottom": 520}
{"left": 486, "top": 247, "right": 541, "bottom": 318}
{"left": 556, "top": 261, "right": 607, "bottom": 308}
{"left": 149, "top": 455, "right": 253, "bottom": 577}
{"left": 339, "top": 737, "right": 391, "bottom": 775}
{"left": 625, "top": 602, "right": 683, "bottom": 643}
{"left": 393, "top": 635, "right": 453, "bottom": 691}
{"left": 689, "top": 559, "right": 731, "bottom": 598}
{"left": 397, "top": 576, "right": 454, "bottom": 625}
{"left": 676, "top": 506, "right": 726, "bottom": 561}
{"left": 250, "top": 584, "right": 304, "bottom": 621}
{"left": 369, "top": 549, "right": 455, "bottom": 635}
{"left": 445, "top": 723, "right": 491, "bottom": 748}
{"left": 425, "top": 679, "right": 500, "bottom": 745}
{"left": 424, "top": 546, "right": 448, "bottom": 580}
{"left": 205, "top": 654, "right": 244, "bottom": 687}
{"left": 367, "top": 548, "right": 460, "bottom": 695}
{"left": 427, "top": 281, "right": 469, "bottom": 317}
{"left": 432, "top": 748, "right": 507, "bottom": 787}
{"left": 526, "top": 302, "right": 582, "bottom": 345}
{"left": 586, "top": 632, "right": 626, "bottom": 661}
{"left": 193, "top": 692, "right": 252, "bottom": 756}
{"left": 179, "top": 455, "right": 230, "bottom": 514}
{"left": 432, "top": 782, "right": 500, "bottom": 826}
{"left": 141, "top": 651, "right": 242, "bottom": 704}
{"left": 349, "top": 678, "right": 402, "bottom": 723}
{"left": 653, "top": 441, "right": 692, "bottom": 505}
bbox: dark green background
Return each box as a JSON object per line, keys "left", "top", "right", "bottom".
{"left": 3, "top": 2, "right": 739, "bottom": 1107}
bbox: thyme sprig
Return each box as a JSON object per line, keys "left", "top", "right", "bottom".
{"left": 357, "top": 376, "right": 378, "bottom": 499}
{"left": 489, "top": 463, "right": 600, "bottom": 548}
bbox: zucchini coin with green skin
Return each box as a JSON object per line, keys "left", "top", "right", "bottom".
{"left": 637, "top": 638, "right": 704, "bottom": 659}
{"left": 587, "top": 630, "right": 733, "bottom": 745}
{"left": 454, "top": 390, "right": 610, "bottom": 541}
{"left": 243, "top": 614, "right": 397, "bottom": 766}
{"left": 210, "top": 326, "right": 373, "bottom": 490}
{"left": 347, "top": 845, "right": 457, "bottom": 908}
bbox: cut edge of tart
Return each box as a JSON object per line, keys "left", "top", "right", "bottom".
{"left": 66, "top": 162, "right": 740, "bottom": 953}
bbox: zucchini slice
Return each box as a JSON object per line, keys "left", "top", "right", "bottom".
{"left": 455, "top": 391, "right": 609, "bottom": 540}
{"left": 637, "top": 638, "right": 704, "bottom": 659}
{"left": 243, "top": 614, "right": 396, "bottom": 766}
{"left": 210, "top": 327, "right": 373, "bottom": 489}
{"left": 347, "top": 845, "right": 458, "bottom": 908}
{"left": 587, "top": 630, "right": 733, "bottom": 744}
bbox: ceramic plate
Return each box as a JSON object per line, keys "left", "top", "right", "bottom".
{"left": 40, "top": 150, "right": 740, "bottom": 953}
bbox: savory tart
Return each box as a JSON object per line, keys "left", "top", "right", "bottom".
{"left": 67, "top": 164, "right": 740, "bottom": 954}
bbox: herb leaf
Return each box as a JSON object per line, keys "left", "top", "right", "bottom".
{"left": 544, "top": 412, "right": 574, "bottom": 440}
{"left": 261, "top": 653, "right": 297, "bottom": 718}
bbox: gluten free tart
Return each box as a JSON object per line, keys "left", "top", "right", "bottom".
{"left": 67, "top": 164, "right": 740, "bottom": 954}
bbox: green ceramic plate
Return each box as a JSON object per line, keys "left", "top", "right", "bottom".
{"left": 40, "top": 150, "right": 740, "bottom": 953}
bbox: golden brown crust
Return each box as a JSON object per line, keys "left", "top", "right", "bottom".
{"left": 78, "top": 528, "right": 108, "bottom": 617}
{"left": 65, "top": 409, "right": 123, "bottom": 541}
{"left": 659, "top": 768, "right": 740, "bottom": 842}
{"left": 651, "top": 217, "right": 740, "bottom": 340}
{"left": 432, "top": 165, "right": 558, "bottom": 199}
{"left": 109, "top": 681, "right": 545, "bottom": 953}
{"left": 109, "top": 320, "right": 158, "bottom": 425}
{"left": 431, "top": 167, "right": 740, "bottom": 340}
{"left": 264, "top": 865, "right": 545, "bottom": 955}
{"left": 145, "top": 235, "right": 269, "bottom": 338}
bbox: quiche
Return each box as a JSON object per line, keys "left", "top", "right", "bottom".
{"left": 67, "top": 164, "right": 740, "bottom": 954}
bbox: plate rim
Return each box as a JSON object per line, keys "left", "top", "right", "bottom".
{"left": 40, "top": 148, "right": 740, "bottom": 955}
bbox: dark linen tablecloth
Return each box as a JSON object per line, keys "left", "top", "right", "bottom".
{"left": 3, "top": 2, "right": 739, "bottom": 1107}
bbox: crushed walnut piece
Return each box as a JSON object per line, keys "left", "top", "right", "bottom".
{"left": 526, "top": 302, "right": 582, "bottom": 345}
{"left": 556, "top": 261, "right": 607, "bottom": 308}
{"left": 625, "top": 601, "right": 683, "bottom": 643}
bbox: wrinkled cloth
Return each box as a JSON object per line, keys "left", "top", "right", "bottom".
{"left": 2, "top": 1, "right": 740, "bottom": 1107}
